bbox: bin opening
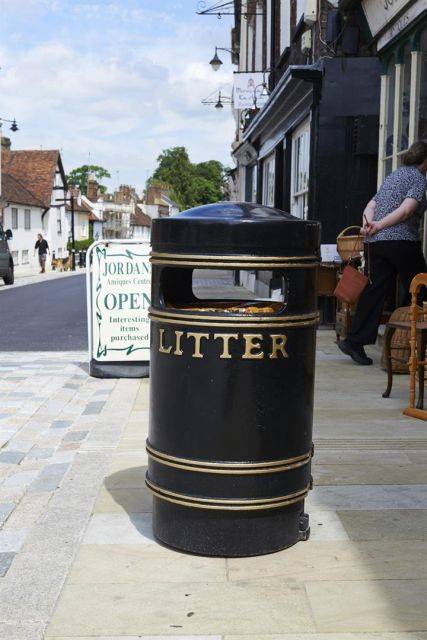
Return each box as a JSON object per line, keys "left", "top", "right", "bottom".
{"left": 160, "top": 267, "right": 288, "bottom": 314}
{"left": 192, "top": 269, "right": 287, "bottom": 304}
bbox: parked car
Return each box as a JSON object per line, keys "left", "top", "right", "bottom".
{"left": 0, "top": 224, "right": 14, "bottom": 285}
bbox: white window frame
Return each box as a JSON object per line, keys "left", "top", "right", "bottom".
{"left": 24, "top": 209, "right": 31, "bottom": 230}
{"left": 378, "top": 29, "right": 426, "bottom": 185}
{"left": 296, "top": 0, "right": 305, "bottom": 23}
{"left": 255, "top": 2, "right": 263, "bottom": 70}
{"left": 266, "top": 0, "right": 272, "bottom": 69}
{"left": 11, "top": 250, "right": 18, "bottom": 265}
{"left": 21, "top": 250, "right": 29, "bottom": 264}
{"left": 11, "top": 208, "right": 18, "bottom": 229}
{"left": 245, "top": 164, "right": 258, "bottom": 203}
{"left": 280, "top": 0, "right": 291, "bottom": 52}
{"left": 291, "top": 117, "right": 311, "bottom": 220}
{"left": 247, "top": 19, "right": 254, "bottom": 72}
{"left": 262, "top": 153, "right": 275, "bottom": 207}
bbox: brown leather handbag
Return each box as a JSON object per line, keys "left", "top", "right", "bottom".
{"left": 334, "top": 263, "right": 369, "bottom": 304}
{"left": 334, "top": 239, "right": 371, "bottom": 305}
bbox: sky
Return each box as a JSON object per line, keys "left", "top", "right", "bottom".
{"left": 0, "top": 0, "right": 236, "bottom": 192}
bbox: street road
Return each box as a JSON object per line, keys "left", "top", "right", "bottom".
{"left": 0, "top": 274, "right": 87, "bottom": 351}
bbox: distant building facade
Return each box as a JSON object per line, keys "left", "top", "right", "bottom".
{"left": 66, "top": 187, "right": 92, "bottom": 242}
{"left": 145, "top": 183, "right": 180, "bottom": 220}
{"left": 0, "top": 137, "right": 68, "bottom": 269}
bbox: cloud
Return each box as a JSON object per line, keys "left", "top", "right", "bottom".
{"left": 0, "top": 0, "right": 236, "bottom": 192}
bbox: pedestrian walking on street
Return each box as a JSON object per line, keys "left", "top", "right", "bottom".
{"left": 338, "top": 140, "right": 427, "bottom": 365}
{"left": 34, "top": 233, "right": 50, "bottom": 274}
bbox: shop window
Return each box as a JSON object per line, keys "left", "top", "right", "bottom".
{"left": 21, "top": 250, "right": 29, "bottom": 264}
{"left": 419, "top": 29, "right": 427, "bottom": 140}
{"left": 400, "top": 42, "right": 412, "bottom": 154}
{"left": 379, "top": 28, "right": 427, "bottom": 183}
{"left": 245, "top": 164, "right": 257, "bottom": 203}
{"left": 24, "top": 209, "right": 31, "bottom": 230}
{"left": 262, "top": 153, "right": 275, "bottom": 207}
{"left": 384, "top": 57, "right": 396, "bottom": 166}
{"left": 11, "top": 208, "right": 18, "bottom": 229}
{"left": 291, "top": 119, "right": 310, "bottom": 219}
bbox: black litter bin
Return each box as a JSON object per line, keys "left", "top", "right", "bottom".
{"left": 146, "top": 202, "right": 320, "bottom": 557}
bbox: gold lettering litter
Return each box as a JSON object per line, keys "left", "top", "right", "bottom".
{"left": 158, "top": 328, "right": 288, "bottom": 360}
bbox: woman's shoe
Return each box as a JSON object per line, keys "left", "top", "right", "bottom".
{"left": 337, "top": 339, "right": 373, "bottom": 365}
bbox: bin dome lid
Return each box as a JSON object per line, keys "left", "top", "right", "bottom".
{"left": 152, "top": 202, "right": 320, "bottom": 258}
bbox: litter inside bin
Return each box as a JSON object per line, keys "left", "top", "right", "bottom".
{"left": 171, "top": 301, "right": 284, "bottom": 314}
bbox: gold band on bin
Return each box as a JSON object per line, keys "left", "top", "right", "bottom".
{"left": 150, "top": 309, "right": 319, "bottom": 323}
{"left": 151, "top": 251, "right": 318, "bottom": 262}
{"left": 150, "top": 257, "right": 318, "bottom": 269}
{"left": 145, "top": 478, "right": 310, "bottom": 511}
{"left": 146, "top": 442, "right": 312, "bottom": 475}
{"left": 149, "top": 309, "right": 319, "bottom": 330}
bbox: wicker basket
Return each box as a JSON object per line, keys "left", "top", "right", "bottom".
{"left": 380, "top": 306, "right": 421, "bottom": 373}
{"left": 337, "top": 226, "right": 364, "bottom": 261}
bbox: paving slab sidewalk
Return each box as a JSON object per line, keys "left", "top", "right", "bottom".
{"left": 0, "top": 335, "right": 426, "bottom": 639}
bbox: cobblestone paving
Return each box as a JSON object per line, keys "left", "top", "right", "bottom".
{"left": 0, "top": 352, "right": 139, "bottom": 639}
{"left": 1, "top": 338, "right": 427, "bottom": 640}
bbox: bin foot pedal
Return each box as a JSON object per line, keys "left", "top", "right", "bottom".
{"left": 299, "top": 512, "right": 310, "bottom": 541}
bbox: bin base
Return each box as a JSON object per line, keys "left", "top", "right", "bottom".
{"left": 90, "top": 359, "right": 149, "bottom": 379}
{"left": 152, "top": 497, "right": 309, "bottom": 557}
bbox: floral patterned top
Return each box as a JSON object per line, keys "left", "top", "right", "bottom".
{"left": 369, "top": 165, "right": 427, "bottom": 243}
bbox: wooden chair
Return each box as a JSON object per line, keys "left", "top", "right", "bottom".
{"left": 403, "top": 273, "right": 427, "bottom": 420}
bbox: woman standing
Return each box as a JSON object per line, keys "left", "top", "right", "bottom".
{"left": 339, "top": 141, "right": 427, "bottom": 365}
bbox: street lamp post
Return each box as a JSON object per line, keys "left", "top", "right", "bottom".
{"left": 209, "top": 46, "right": 235, "bottom": 71}
{"left": 55, "top": 191, "right": 76, "bottom": 271}
{"left": 202, "top": 90, "right": 232, "bottom": 108}
{"left": 0, "top": 117, "right": 19, "bottom": 222}
{"left": 70, "top": 193, "right": 76, "bottom": 271}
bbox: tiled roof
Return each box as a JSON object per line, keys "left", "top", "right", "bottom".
{"left": 2, "top": 149, "right": 64, "bottom": 208}
{"left": 131, "top": 211, "right": 152, "bottom": 227}
{"left": 1, "top": 173, "right": 45, "bottom": 208}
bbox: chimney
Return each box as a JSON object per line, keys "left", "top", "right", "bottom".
{"left": 146, "top": 182, "right": 170, "bottom": 205}
{"left": 116, "top": 185, "right": 132, "bottom": 204}
{"left": 1, "top": 137, "right": 11, "bottom": 152}
{"left": 87, "top": 175, "right": 99, "bottom": 201}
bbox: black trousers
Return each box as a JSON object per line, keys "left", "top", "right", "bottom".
{"left": 348, "top": 240, "right": 426, "bottom": 346}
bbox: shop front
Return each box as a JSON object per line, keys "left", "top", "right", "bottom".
{"left": 236, "top": 57, "right": 380, "bottom": 244}
{"left": 361, "top": 0, "right": 427, "bottom": 183}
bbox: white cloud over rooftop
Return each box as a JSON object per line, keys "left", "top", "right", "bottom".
{"left": 0, "top": 0, "right": 235, "bottom": 192}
